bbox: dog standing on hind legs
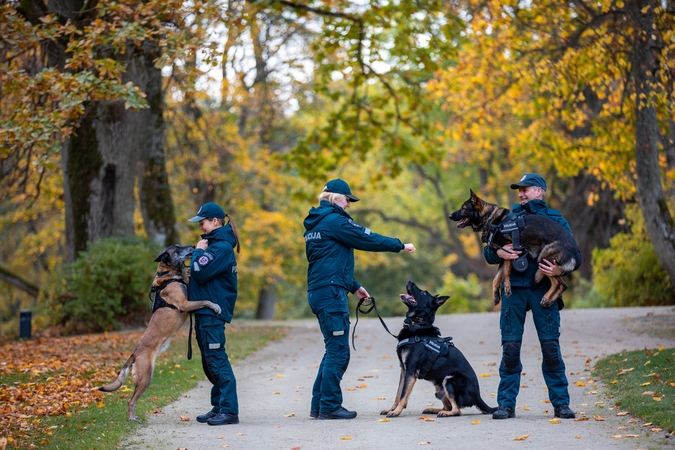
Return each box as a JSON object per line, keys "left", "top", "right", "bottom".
{"left": 98, "top": 244, "right": 221, "bottom": 422}
{"left": 381, "top": 280, "right": 496, "bottom": 418}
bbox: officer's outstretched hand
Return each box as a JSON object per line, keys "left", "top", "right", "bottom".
{"left": 403, "top": 243, "right": 416, "bottom": 253}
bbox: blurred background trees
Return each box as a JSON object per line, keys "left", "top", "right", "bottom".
{"left": 1, "top": 0, "right": 673, "bottom": 335}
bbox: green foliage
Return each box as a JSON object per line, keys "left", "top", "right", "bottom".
{"left": 438, "top": 272, "right": 492, "bottom": 314}
{"left": 562, "top": 277, "right": 610, "bottom": 309}
{"left": 43, "top": 237, "right": 162, "bottom": 333}
{"left": 592, "top": 204, "right": 675, "bottom": 307}
{"left": 594, "top": 347, "right": 675, "bottom": 433}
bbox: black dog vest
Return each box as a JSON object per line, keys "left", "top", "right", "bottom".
{"left": 148, "top": 279, "right": 186, "bottom": 313}
{"left": 397, "top": 336, "right": 455, "bottom": 378}
{"left": 487, "top": 212, "right": 529, "bottom": 272}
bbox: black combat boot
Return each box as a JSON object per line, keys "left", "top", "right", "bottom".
{"left": 554, "top": 405, "right": 575, "bottom": 419}
{"left": 492, "top": 405, "right": 516, "bottom": 419}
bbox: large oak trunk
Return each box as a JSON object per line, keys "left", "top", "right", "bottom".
{"left": 631, "top": 0, "right": 675, "bottom": 285}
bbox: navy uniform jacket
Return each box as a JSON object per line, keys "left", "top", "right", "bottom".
{"left": 188, "top": 224, "right": 238, "bottom": 322}
{"left": 484, "top": 199, "right": 574, "bottom": 289}
{"left": 303, "top": 200, "right": 404, "bottom": 293}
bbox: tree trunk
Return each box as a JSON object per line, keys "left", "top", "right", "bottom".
{"left": 255, "top": 286, "right": 277, "bottom": 320}
{"left": 631, "top": 0, "right": 675, "bottom": 284}
{"left": 133, "top": 41, "right": 179, "bottom": 247}
{"left": 62, "top": 100, "right": 137, "bottom": 261}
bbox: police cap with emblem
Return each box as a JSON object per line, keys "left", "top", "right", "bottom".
{"left": 510, "top": 173, "right": 547, "bottom": 191}
{"left": 188, "top": 202, "right": 226, "bottom": 222}
{"left": 323, "top": 178, "right": 360, "bottom": 202}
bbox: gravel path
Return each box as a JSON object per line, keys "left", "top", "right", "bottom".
{"left": 124, "top": 306, "right": 675, "bottom": 450}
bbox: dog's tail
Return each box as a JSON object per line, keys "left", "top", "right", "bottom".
{"left": 98, "top": 355, "right": 135, "bottom": 392}
{"left": 476, "top": 396, "right": 498, "bottom": 414}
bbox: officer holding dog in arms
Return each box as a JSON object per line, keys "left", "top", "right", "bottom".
{"left": 187, "top": 202, "right": 241, "bottom": 426}
{"left": 304, "top": 179, "right": 416, "bottom": 420}
{"left": 485, "top": 173, "right": 577, "bottom": 420}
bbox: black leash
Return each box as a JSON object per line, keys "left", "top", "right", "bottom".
{"left": 187, "top": 313, "right": 193, "bottom": 360}
{"left": 351, "top": 296, "right": 398, "bottom": 351}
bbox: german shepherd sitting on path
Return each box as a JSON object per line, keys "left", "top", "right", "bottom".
{"left": 99, "top": 244, "right": 221, "bottom": 422}
{"left": 448, "top": 190, "right": 581, "bottom": 307}
{"left": 381, "top": 280, "right": 496, "bottom": 418}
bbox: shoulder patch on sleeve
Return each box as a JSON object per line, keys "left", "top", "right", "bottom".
{"left": 364, "top": 228, "right": 371, "bottom": 235}
{"left": 197, "top": 252, "right": 215, "bottom": 266}
{"left": 347, "top": 219, "right": 363, "bottom": 228}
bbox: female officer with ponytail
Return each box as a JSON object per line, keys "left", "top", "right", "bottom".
{"left": 187, "top": 202, "right": 241, "bottom": 426}
{"left": 303, "top": 179, "right": 416, "bottom": 420}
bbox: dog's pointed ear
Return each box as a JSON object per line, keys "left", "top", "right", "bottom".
{"left": 434, "top": 295, "right": 450, "bottom": 307}
{"left": 154, "top": 251, "right": 170, "bottom": 264}
{"left": 470, "top": 189, "right": 482, "bottom": 207}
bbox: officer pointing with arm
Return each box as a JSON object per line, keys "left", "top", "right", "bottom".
{"left": 304, "top": 179, "right": 415, "bottom": 420}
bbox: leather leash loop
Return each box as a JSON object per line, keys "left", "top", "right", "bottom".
{"left": 351, "top": 296, "right": 398, "bottom": 351}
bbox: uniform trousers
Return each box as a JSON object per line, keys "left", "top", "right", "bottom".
{"left": 308, "top": 286, "right": 351, "bottom": 413}
{"left": 195, "top": 314, "right": 239, "bottom": 414}
{"left": 497, "top": 285, "right": 570, "bottom": 409}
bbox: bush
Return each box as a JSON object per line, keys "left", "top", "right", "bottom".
{"left": 591, "top": 204, "right": 675, "bottom": 307}
{"left": 43, "top": 237, "right": 161, "bottom": 333}
{"left": 438, "top": 271, "right": 493, "bottom": 314}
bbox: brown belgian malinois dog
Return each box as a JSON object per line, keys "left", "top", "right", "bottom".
{"left": 448, "top": 190, "right": 581, "bottom": 307}
{"left": 99, "top": 244, "right": 221, "bottom": 422}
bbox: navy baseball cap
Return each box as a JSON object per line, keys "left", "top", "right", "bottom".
{"left": 510, "top": 173, "right": 547, "bottom": 191}
{"left": 188, "top": 202, "right": 225, "bottom": 222}
{"left": 323, "top": 178, "right": 360, "bottom": 202}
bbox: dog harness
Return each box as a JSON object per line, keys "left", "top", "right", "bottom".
{"left": 486, "top": 212, "right": 529, "bottom": 272}
{"left": 149, "top": 278, "right": 187, "bottom": 313}
{"left": 397, "top": 336, "right": 455, "bottom": 379}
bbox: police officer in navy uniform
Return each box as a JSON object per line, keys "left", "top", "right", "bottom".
{"left": 303, "top": 179, "right": 416, "bottom": 420}
{"left": 484, "top": 174, "right": 578, "bottom": 420}
{"left": 188, "top": 202, "right": 241, "bottom": 426}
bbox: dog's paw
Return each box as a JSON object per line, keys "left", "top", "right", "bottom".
{"left": 211, "top": 304, "right": 222, "bottom": 315}
{"left": 380, "top": 409, "right": 392, "bottom": 415}
{"left": 504, "top": 287, "right": 512, "bottom": 298}
{"left": 422, "top": 407, "right": 441, "bottom": 415}
{"left": 386, "top": 411, "right": 401, "bottom": 418}
{"left": 493, "top": 293, "right": 501, "bottom": 306}
{"left": 540, "top": 297, "right": 555, "bottom": 308}
{"left": 437, "top": 410, "right": 460, "bottom": 417}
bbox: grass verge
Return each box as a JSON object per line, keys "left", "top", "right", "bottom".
{"left": 594, "top": 346, "right": 675, "bottom": 434}
{"left": 1, "top": 323, "right": 284, "bottom": 449}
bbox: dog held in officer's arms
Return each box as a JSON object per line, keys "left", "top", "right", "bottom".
{"left": 99, "top": 244, "right": 222, "bottom": 422}
{"left": 448, "top": 189, "right": 581, "bottom": 307}
{"left": 380, "top": 280, "right": 496, "bottom": 418}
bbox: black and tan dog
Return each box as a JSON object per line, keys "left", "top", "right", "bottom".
{"left": 99, "top": 244, "right": 221, "bottom": 422}
{"left": 448, "top": 189, "right": 581, "bottom": 307}
{"left": 381, "top": 280, "right": 496, "bottom": 418}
